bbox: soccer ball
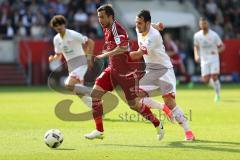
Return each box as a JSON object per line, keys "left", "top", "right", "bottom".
{"left": 44, "top": 129, "right": 63, "bottom": 148}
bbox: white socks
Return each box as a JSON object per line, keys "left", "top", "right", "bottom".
{"left": 73, "top": 84, "right": 92, "bottom": 108}
{"left": 81, "top": 95, "right": 92, "bottom": 108}
{"left": 209, "top": 79, "right": 221, "bottom": 96}
{"left": 213, "top": 80, "right": 221, "bottom": 96}
{"left": 139, "top": 97, "right": 164, "bottom": 110}
{"left": 74, "top": 84, "right": 92, "bottom": 95}
{"left": 172, "top": 106, "right": 190, "bottom": 132}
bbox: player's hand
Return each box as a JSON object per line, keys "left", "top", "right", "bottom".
{"left": 157, "top": 22, "right": 164, "bottom": 31}
{"left": 49, "top": 55, "right": 54, "bottom": 62}
{"left": 96, "top": 53, "right": 107, "bottom": 59}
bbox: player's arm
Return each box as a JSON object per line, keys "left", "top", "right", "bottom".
{"left": 193, "top": 45, "right": 200, "bottom": 63}
{"left": 130, "top": 46, "right": 146, "bottom": 60}
{"left": 193, "top": 34, "right": 200, "bottom": 63}
{"left": 216, "top": 35, "right": 225, "bottom": 54}
{"left": 49, "top": 53, "right": 62, "bottom": 62}
{"left": 83, "top": 38, "right": 95, "bottom": 69}
{"left": 96, "top": 45, "right": 127, "bottom": 58}
{"left": 50, "top": 37, "right": 63, "bottom": 62}
{"left": 218, "top": 44, "right": 225, "bottom": 53}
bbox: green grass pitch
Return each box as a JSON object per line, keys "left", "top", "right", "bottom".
{"left": 0, "top": 84, "right": 240, "bottom": 160}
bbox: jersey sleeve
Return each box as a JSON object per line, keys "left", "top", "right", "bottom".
{"left": 53, "top": 36, "right": 62, "bottom": 54}
{"left": 112, "top": 22, "right": 128, "bottom": 45}
{"left": 72, "top": 30, "right": 88, "bottom": 44}
{"left": 215, "top": 33, "right": 223, "bottom": 47}
{"left": 193, "top": 34, "right": 199, "bottom": 47}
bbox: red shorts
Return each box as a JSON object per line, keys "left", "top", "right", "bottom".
{"left": 95, "top": 67, "right": 141, "bottom": 101}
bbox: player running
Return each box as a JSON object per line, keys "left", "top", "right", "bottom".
{"left": 130, "top": 10, "right": 195, "bottom": 141}
{"left": 194, "top": 17, "right": 225, "bottom": 102}
{"left": 49, "top": 15, "right": 94, "bottom": 100}
{"left": 84, "top": 4, "right": 172, "bottom": 140}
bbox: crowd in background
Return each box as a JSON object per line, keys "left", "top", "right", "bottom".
{"left": 0, "top": 0, "right": 239, "bottom": 40}
{"left": 0, "top": 0, "right": 106, "bottom": 40}
{"left": 193, "top": 0, "right": 240, "bottom": 39}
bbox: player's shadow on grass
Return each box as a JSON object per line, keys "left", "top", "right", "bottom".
{"left": 222, "top": 99, "right": 240, "bottom": 103}
{"left": 54, "top": 148, "right": 76, "bottom": 151}
{"left": 168, "top": 139, "right": 240, "bottom": 153}
{"left": 101, "top": 139, "right": 240, "bottom": 153}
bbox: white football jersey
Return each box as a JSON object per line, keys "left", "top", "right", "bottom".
{"left": 53, "top": 29, "right": 88, "bottom": 61}
{"left": 137, "top": 26, "right": 173, "bottom": 69}
{"left": 194, "top": 29, "right": 223, "bottom": 64}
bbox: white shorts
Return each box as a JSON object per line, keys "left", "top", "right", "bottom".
{"left": 139, "top": 68, "right": 176, "bottom": 96}
{"left": 201, "top": 61, "right": 220, "bottom": 77}
{"left": 65, "top": 65, "right": 88, "bottom": 86}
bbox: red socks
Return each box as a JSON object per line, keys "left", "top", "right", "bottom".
{"left": 92, "top": 99, "right": 104, "bottom": 132}
{"left": 139, "top": 104, "right": 160, "bottom": 127}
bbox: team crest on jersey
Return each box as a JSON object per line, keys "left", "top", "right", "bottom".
{"left": 115, "top": 37, "right": 121, "bottom": 45}
{"left": 115, "top": 35, "right": 125, "bottom": 45}
{"left": 147, "top": 39, "right": 152, "bottom": 46}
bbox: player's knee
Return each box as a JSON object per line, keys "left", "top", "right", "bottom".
{"left": 64, "top": 83, "right": 74, "bottom": 90}
{"left": 90, "top": 89, "right": 103, "bottom": 99}
{"left": 202, "top": 76, "right": 210, "bottom": 83}
{"left": 163, "top": 98, "right": 176, "bottom": 109}
{"left": 211, "top": 75, "right": 218, "bottom": 81}
{"left": 128, "top": 100, "right": 139, "bottom": 111}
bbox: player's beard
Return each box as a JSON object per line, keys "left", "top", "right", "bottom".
{"left": 139, "top": 25, "right": 148, "bottom": 34}
{"left": 105, "top": 22, "right": 111, "bottom": 29}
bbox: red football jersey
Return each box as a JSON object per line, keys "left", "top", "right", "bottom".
{"left": 103, "top": 20, "right": 133, "bottom": 74}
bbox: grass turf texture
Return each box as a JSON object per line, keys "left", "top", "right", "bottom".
{"left": 0, "top": 84, "right": 240, "bottom": 160}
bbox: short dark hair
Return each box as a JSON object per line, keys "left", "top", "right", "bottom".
{"left": 97, "top": 4, "right": 115, "bottom": 19}
{"left": 137, "top": 10, "right": 151, "bottom": 22}
{"left": 199, "top": 17, "right": 208, "bottom": 22}
{"left": 50, "top": 15, "right": 67, "bottom": 28}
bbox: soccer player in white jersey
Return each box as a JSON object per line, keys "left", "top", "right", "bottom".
{"left": 194, "top": 17, "right": 225, "bottom": 102}
{"left": 130, "top": 10, "right": 195, "bottom": 141}
{"left": 49, "top": 15, "right": 94, "bottom": 99}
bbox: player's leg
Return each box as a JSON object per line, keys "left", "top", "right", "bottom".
{"left": 210, "top": 61, "right": 221, "bottom": 102}
{"left": 84, "top": 85, "right": 106, "bottom": 139}
{"left": 211, "top": 74, "right": 221, "bottom": 102}
{"left": 128, "top": 99, "right": 164, "bottom": 140}
{"left": 65, "top": 65, "right": 92, "bottom": 107}
{"left": 137, "top": 69, "right": 174, "bottom": 121}
{"left": 84, "top": 68, "right": 114, "bottom": 139}
{"left": 160, "top": 68, "right": 195, "bottom": 141}
{"left": 137, "top": 88, "right": 174, "bottom": 122}
{"left": 201, "top": 63, "right": 211, "bottom": 84}
{"left": 162, "top": 95, "right": 194, "bottom": 141}
{"left": 118, "top": 73, "right": 164, "bottom": 140}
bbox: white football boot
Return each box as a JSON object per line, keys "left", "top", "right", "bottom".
{"left": 156, "top": 122, "right": 164, "bottom": 141}
{"left": 84, "top": 130, "right": 104, "bottom": 140}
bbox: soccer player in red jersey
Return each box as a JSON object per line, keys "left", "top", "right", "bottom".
{"left": 84, "top": 4, "right": 168, "bottom": 140}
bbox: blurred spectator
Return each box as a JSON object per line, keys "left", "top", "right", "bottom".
{"left": 163, "top": 33, "right": 191, "bottom": 83}
{"left": 211, "top": 21, "right": 224, "bottom": 38}
{"left": 6, "top": 20, "right": 14, "bottom": 38}
{"left": 193, "top": 0, "right": 240, "bottom": 39}
{"left": 205, "top": 0, "right": 218, "bottom": 22}
{"left": 0, "top": 0, "right": 105, "bottom": 40}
